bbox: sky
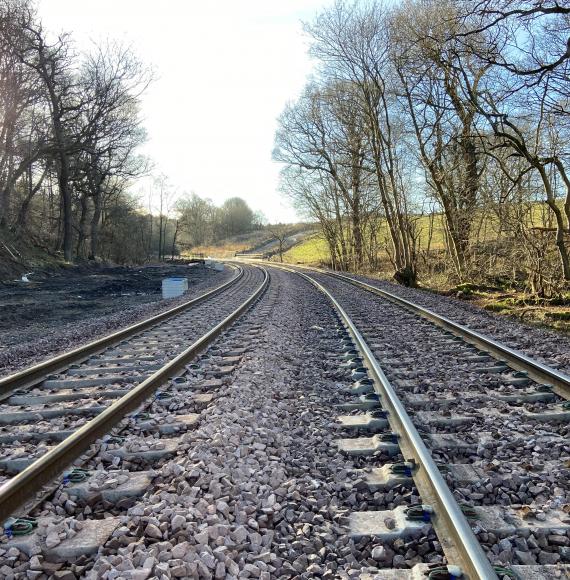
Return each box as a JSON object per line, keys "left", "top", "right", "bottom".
{"left": 38, "top": 0, "right": 327, "bottom": 222}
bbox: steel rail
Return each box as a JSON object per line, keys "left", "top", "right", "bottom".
{"left": 324, "top": 270, "right": 570, "bottom": 399}
{"left": 269, "top": 263, "right": 497, "bottom": 580}
{"left": 247, "top": 258, "right": 570, "bottom": 398}
{"left": 0, "top": 266, "right": 269, "bottom": 522}
{"left": 0, "top": 264, "right": 244, "bottom": 399}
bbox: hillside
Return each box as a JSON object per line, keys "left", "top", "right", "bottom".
{"left": 186, "top": 224, "right": 317, "bottom": 259}
{"left": 282, "top": 214, "right": 450, "bottom": 266}
{"left": 0, "top": 229, "right": 65, "bottom": 282}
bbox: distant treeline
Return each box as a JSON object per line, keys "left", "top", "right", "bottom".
{"left": 175, "top": 194, "right": 263, "bottom": 250}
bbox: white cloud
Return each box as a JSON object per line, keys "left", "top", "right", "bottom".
{"left": 38, "top": 0, "right": 324, "bottom": 222}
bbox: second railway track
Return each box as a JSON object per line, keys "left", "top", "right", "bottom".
{"left": 0, "top": 263, "right": 268, "bottom": 519}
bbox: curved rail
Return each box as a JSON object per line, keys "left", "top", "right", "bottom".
{"left": 0, "top": 266, "right": 269, "bottom": 521}
{"left": 248, "top": 258, "right": 570, "bottom": 398}
{"left": 266, "top": 263, "right": 497, "bottom": 579}
{"left": 326, "top": 271, "right": 570, "bottom": 399}
{"left": 0, "top": 264, "right": 244, "bottom": 399}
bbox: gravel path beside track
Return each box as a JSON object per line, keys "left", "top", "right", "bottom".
{"left": 86, "top": 269, "right": 443, "bottom": 579}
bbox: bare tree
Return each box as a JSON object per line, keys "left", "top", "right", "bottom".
{"left": 176, "top": 193, "right": 216, "bottom": 247}
{"left": 274, "top": 82, "right": 372, "bottom": 270}
{"left": 0, "top": 0, "right": 48, "bottom": 228}
{"left": 391, "top": 0, "right": 490, "bottom": 279}
{"left": 444, "top": 0, "right": 570, "bottom": 281}
{"left": 304, "top": 0, "right": 419, "bottom": 284}
{"left": 153, "top": 174, "right": 169, "bottom": 261}
{"left": 279, "top": 165, "right": 351, "bottom": 270}
{"left": 267, "top": 223, "right": 292, "bottom": 262}
{"left": 13, "top": 16, "right": 83, "bottom": 261}
{"left": 77, "top": 43, "right": 149, "bottom": 259}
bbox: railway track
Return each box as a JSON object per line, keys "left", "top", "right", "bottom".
{"left": 265, "top": 263, "right": 569, "bottom": 579}
{"left": 0, "top": 264, "right": 268, "bottom": 522}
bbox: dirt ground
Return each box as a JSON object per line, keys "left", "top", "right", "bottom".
{"left": 0, "top": 262, "right": 229, "bottom": 371}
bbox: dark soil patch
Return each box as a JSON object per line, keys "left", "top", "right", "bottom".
{"left": 0, "top": 262, "right": 226, "bottom": 356}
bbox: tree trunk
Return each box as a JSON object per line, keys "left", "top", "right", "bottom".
{"left": 352, "top": 203, "right": 364, "bottom": 270}
{"left": 0, "top": 177, "right": 9, "bottom": 227}
{"left": 89, "top": 191, "right": 102, "bottom": 260}
{"left": 148, "top": 213, "right": 153, "bottom": 259}
{"left": 333, "top": 195, "right": 348, "bottom": 270}
{"left": 59, "top": 153, "right": 73, "bottom": 262}
{"left": 369, "top": 130, "right": 416, "bottom": 286}
{"left": 76, "top": 193, "right": 89, "bottom": 258}
{"left": 170, "top": 219, "right": 179, "bottom": 260}
{"left": 1, "top": 154, "right": 41, "bottom": 228}
{"left": 538, "top": 165, "right": 570, "bottom": 281}
{"left": 161, "top": 217, "right": 168, "bottom": 260}
{"left": 16, "top": 164, "right": 35, "bottom": 229}
{"left": 16, "top": 193, "right": 34, "bottom": 229}
{"left": 158, "top": 214, "right": 163, "bottom": 261}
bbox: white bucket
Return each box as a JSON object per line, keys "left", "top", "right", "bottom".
{"left": 162, "top": 277, "right": 188, "bottom": 299}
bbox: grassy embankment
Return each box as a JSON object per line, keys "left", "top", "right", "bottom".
{"left": 186, "top": 225, "right": 318, "bottom": 259}
{"left": 283, "top": 213, "right": 448, "bottom": 265}
{"left": 281, "top": 211, "right": 570, "bottom": 332}
{"left": 184, "top": 231, "right": 273, "bottom": 259}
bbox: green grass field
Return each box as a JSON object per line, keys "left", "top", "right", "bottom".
{"left": 282, "top": 233, "right": 331, "bottom": 263}
{"left": 282, "top": 213, "right": 450, "bottom": 265}
{"left": 282, "top": 203, "right": 557, "bottom": 266}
